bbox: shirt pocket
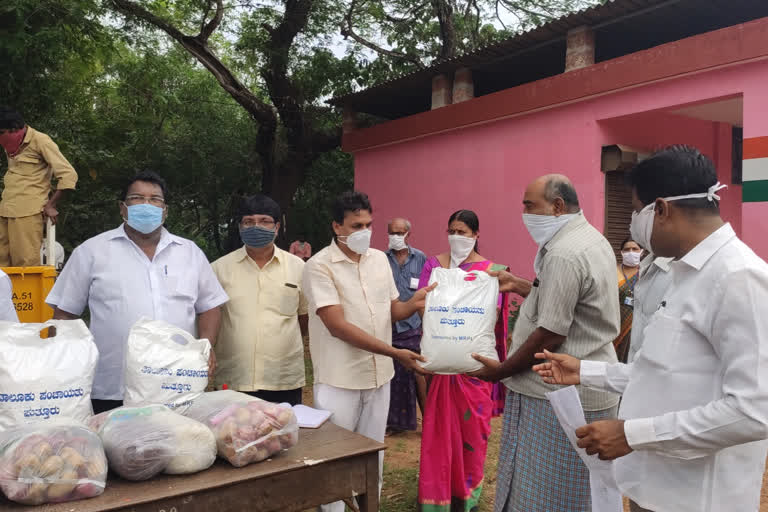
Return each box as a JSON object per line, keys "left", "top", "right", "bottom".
{"left": 521, "top": 285, "right": 540, "bottom": 323}
{"left": 9, "top": 154, "right": 42, "bottom": 176}
{"left": 636, "top": 310, "right": 682, "bottom": 369}
{"left": 266, "top": 286, "right": 300, "bottom": 317}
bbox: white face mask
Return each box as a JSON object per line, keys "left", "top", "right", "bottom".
{"left": 448, "top": 234, "right": 476, "bottom": 268}
{"left": 629, "top": 182, "right": 727, "bottom": 254}
{"left": 522, "top": 212, "right": 579, "bottom": 246}
{"left": 621, "top": 251, "right": 642, "bottom": 268}
{"left": 339, "top": 228, "right": 372, "bottom": 255}
{"left": 388, "top": 234, "right": 408, "bottom": 251}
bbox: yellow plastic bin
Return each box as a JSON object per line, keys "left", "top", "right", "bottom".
{"left": 3, "top": 266, "right": 57, "bottom": 323}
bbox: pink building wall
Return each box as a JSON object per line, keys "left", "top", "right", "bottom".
{"left": 354, "top": 60, "right": 768, "bottom": 277}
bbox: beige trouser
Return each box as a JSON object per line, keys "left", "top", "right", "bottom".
{"left": 0, "top": 215, "right": 44, "bottom": 267}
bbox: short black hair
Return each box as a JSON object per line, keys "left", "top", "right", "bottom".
{"left": 332, "top": 191, "right": 372, "bottom": 224}
{"left": 544, "top": 176, "right": 580, "bottom": 212}
{"left": 122, "top": 171, "right": 169, "bottom": 202}
{"left": 628, "top": 145, "right": 719, "bottom": 213}
{"left": 621, "top": 237, "right": 638, "bottom": 251}
{"left": 236, "top": 194, "right": 281, "bottom": 224}
{"left": 448, "top": 210, "right": 479, "bottom": 233}
{"left": 0, "top": 106, "right": 24, "bottom": 132}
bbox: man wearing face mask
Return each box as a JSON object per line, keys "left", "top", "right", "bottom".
{"left": 46, "top": 171, "right": 229, "bottom": 414}
{"left": 386, "top": 217, "right": 428, "bottom": 432}
{"left": 303, "top": 191, "right": 434, "bottom": 512}
{"left": 532, "top": 146, "right": 768, "bottom": 512}
{"left": 212, "top": 194, "right": 308, "bottom": 405}
{"left": 471, "top": 174, "right": 620, "bottom": 512}
{"left": 0, "top": 106, "right": 78, "bottom": 266}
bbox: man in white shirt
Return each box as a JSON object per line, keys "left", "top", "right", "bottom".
{"left": 533, "top": 145, "right": 768, "bottom": 512}
{"left": 302, "top": 191, "right": 433, "bottom": 512}
{"left": 46, "top": 171, "right": 229, "bottom": 414}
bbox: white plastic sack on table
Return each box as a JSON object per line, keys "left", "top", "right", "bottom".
{"left": 0, "top": 417, "right": 107, "bottom": 505}
{"left": 420, "top": 267, "right": 499, "bottom": 374}
{"left": 123, "top": 318, "right": 211, "bottom": 414}
{"left": 88, "top": 405, "right": 216, "bottom": 481}
{"left": 181, "top": 390, "right": 299, "bottom": 467}
{"left": 0, "top": 320, "right": 98, "bottom": 429}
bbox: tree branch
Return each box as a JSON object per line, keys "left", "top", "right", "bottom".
{"left": 199, "top": 0, "right": 224, "bottom": 43}
{"left": 432, "top": 0, "right": 457, "bottom": 60}
{"left": 341, "top": 0, "right": 425, "bottom": 69}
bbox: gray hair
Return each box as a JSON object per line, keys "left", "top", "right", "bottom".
{"left": 544, "top": 176, "right": 580, "bottom": 213}
{"left": 388, "top": 217, "right": 412, "bottom": 232}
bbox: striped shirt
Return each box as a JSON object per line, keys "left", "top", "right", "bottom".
{"left": 386, "top": 246, "right": 427, "bottom": 333}
{"left": 503, "top": 212, "right": 620, "bottom": 411}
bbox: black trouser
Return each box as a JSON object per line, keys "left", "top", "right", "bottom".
{"left": 92, "top": 399, "right": 124, "bottom": 414}
{"left": 243, "top": 388, "right": 302, "bottom": 406}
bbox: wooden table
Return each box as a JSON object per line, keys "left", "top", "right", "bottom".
{"left": 3, "top": 423, "right": 385, "bottom": 512}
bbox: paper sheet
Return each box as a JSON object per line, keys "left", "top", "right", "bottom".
{"left": 546, "top": 386, "right": 623, "bottom": 512}
{"left": 293, "top": 404, "right": 332, "bottom": 428}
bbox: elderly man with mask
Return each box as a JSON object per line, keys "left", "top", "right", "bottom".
{"left": 47, "top": 171, "right": 228, "bottom": 414}
{"left": 533, "top": 146, "right": 768, "bottom": 512}
{"left": 386, "top": 217, "right": 428, "bottom": 432}
{"left": 212, "top": 194, "right": 308, "bottom": 405}
{"left": 472, "top": 174, "right": 620, "bottom": 512}
{"left": 303, "top": 191, "right": 434, "bottom": 512}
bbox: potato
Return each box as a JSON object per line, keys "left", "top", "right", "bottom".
{"left": 31, "top": 442, "right": 53, "bottom": 461}
{"left": 26, "top": 482, "right": 48, "bottom": 505}
{"left": 84, "top": 458, "right": 107, "bottom": 480}
{"left": 46, "top": 469, "right": 78, "bottom": 502}
{"left": 74, "top": 482, "right": 103, "bottom": 499}
{"left": 39, "top": 455, "right": 64, "bottom": 477}
{"left": 14, "top": 454, "right": 41, "bottom": 477}
{"left": 60, "top": 446, "right": 86, "bottom": 468}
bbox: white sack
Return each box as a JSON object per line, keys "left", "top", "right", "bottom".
{"left": 0, "top": 320, "right": 98, "bottom": 429}
{"left": 123, "top": 318, "right": 210, "bottom": 413}
{"left": 420, "top": 268, "right": 499, "bottom": 374}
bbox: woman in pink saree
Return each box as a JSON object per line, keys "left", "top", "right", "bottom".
{"left": 418, "top": 210, "right": 510, "bottom": 512}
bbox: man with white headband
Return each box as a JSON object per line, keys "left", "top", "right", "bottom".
{"left": 532, "top": 145, "right": 768, "bottom": 512}
{"left": 302, "top": 190, "right": 434, "bottom": 512}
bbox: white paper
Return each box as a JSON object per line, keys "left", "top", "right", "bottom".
{"left": 410, "top": 277, "right": 420, "bottom": 290}
{"left": 293, "top": 404, "right": 332, "bottom": 428}
{"left": 546, "top": 386, "right": 623, "bottom": 512}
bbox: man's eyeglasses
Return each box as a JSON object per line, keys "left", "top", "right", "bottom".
{"left": 125, "top": 195, "right": 166, "bottom": 207}
{"left": 241, "top": 219, "right": 276, "bottom": 229}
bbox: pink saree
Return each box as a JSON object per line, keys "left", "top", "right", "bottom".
{"left": 418, "top": 257, "right": 510, "bottom": 512}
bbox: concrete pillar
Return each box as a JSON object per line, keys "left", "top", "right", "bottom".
{"left": 452, "top": 68, "right": 474, "bottom": 104}
{"left": 431, "top": 74, "right": 453, "bottom": 109}
{"left": 342, "top": 108, "right": 358, "bottom": 134}
{"left": 565, "top": 26, "right": 595, "bottom": 72}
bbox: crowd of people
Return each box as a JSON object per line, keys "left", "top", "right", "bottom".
{"left": 2, "top": 101, "right": 768, "bottom": 512}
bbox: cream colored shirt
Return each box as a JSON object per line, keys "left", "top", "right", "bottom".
{"left": 303, "top": 239, "right": 399, "bottom": 390}
{"left": 1, "top": 127, "right": 78, "bottom": 218}
{"left": 212, "top": 246, "right": 308, "bottom": 391}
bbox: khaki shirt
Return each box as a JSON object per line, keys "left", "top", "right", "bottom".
{"left": 303, "top": 239, "right": 399, "bottom": 390}
{"left": 212, "top": 246, "right": 308, "bottom": 391}
{"left": 1, "top": 127, "right": 78, "bottom": 218}
{"left": 503, "top": 212, "right": 620, "bottom": 411}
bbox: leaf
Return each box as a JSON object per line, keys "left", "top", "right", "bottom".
{"left": 463, "top": 408, "right": 471, "bottom": 421}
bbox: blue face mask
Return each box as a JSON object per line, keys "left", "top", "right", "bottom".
{"left": 240, "top": 226, "right": 276, "bottom": 248}
{"left": 125, "top": 204, "right": 164, "bottom": 234}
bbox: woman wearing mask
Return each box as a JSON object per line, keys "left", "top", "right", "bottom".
{"left": 417, "top": 210, "right": 510, "bottom": 512}
{"left": 612, "top": 237, "right": 643, "bottom": 362}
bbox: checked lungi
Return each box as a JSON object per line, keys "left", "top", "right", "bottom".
{"left": 494, "top": 391, "right": 618, "bottom": 512}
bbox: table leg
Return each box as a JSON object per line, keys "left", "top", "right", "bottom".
{"left": 357, "top": 452, "right": 380, "bottom": 512}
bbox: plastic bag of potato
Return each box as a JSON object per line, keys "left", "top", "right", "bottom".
{"left": 181, "top": 390, "right": 298, "bottom": 467}
{"left": 0, "top": 418, "right": 107, "bottom": 505}
{"left": 88, "top": 404, "right": 216, "bottom": 481}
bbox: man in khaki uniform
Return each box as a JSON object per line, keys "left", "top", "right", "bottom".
{"left": 212, "top": 194, "right": 308, "bottom": 405}
{"left": 0, "top": 107, "right": 77, "bottom": 266}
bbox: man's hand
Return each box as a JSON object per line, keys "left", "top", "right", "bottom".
{"left": 394, "top": 348, "right": 432, "bottom": 376}
{"left": 407, "top": 282, "right": 437, "bottom": 311}
{"left": 576, "top": 420, "right": 632, "bottom": 460}
{"left": 487, "top": 269, "right": 531, "bottom": 296}
{"left": 532, "top": 349, "right": 581, "bottom": 385}
{"left": 208, "top": 350, "right": 217, "bottom": 378}
{"left": 42, "top": 202, "right": 59, "bottom": 224}
{"left": 467, "top": 354, "right": 503, "bottom": 382}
